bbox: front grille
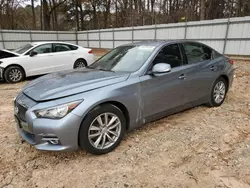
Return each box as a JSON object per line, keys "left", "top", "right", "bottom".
{"left": 14, "top": 93, "right": 36, "bottom": 122}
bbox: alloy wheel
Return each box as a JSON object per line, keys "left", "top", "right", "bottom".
{"left": 88, "top": 113, "right": 121, "bottom": 150}
{"left": 213, "top": 81, "right": 226, "bottom": 104}
{"left": 75, "top": 61, "right": 86, "bottom": 68}
{"left": 9, "top": 69, "right": 22, "bottom": 82}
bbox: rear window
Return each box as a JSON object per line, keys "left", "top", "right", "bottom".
{"left": 68, "top": 44, "right": 78, "bottom": 50}
{"left": 183, "top": 42, "right": 212, "bottom": 64}
{"left": 212, "top": 50, "right": 222, "bottom": 58}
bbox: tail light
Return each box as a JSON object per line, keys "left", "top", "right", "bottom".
{"left": 88, "top": 49, "right": 93, "bottom": 54}
{"left": 229, "top": 59, "right": 235, "bottom": 65}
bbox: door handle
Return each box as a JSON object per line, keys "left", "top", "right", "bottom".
{"left": 210, "top": 65, "right": 217, "bottom": 71}
{"left": 179, "top": 74, "right": 186, "bottom": 80}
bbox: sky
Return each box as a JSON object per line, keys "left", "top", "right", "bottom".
{"left": 20, "top": 0, "right": 40, "bottom": 8}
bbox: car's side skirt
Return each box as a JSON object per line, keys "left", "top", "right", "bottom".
{"left": 143, "top": 97, "right": 208, "bottom": 125}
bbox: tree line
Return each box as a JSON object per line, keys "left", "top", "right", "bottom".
{"left": 0, "top": 0, "right": 250, "bottom": 31}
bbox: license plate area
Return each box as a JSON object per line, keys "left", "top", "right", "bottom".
{"left": 14, "top": 116, "right": 36, "bottom": 144}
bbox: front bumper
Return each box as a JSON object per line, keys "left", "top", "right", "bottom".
{"left": 0, "top": 67, "right": 4, "bottom": 80}
{"left": 14, "top": 111, "right": 83, "bottom": 152}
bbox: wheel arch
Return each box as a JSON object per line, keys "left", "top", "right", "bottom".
{"left": 218, "top": 74, "right": 229, "bottom": 91}
{"left": 80, "top": 100, "right": 130, "bottom": 131}
{"left": 4, "top": 64, "right": 26, "bottom": 77}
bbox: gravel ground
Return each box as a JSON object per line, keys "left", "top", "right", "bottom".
{"left": 0, "top": 58, "right": 249, "bottom": 188}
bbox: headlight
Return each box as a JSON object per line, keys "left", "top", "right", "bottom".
{"left": 0, "top": 61, "right": 3, "bottom": 65}
{"left": 34, "top": 101, "right": 82, "bottom": 119}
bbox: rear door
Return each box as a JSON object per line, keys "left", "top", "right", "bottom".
{"left": 180, "top": 42, "right": 222, "bottom": 104}
{"left": 51, "top": 43, "right": 76, "bottom": 71}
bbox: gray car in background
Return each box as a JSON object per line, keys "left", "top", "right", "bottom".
{"left": 14, "top": 40, "right": 235, "bottom": 155}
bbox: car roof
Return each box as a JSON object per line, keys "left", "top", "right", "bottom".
{"left": 123, "top": 40, "right": 202, "bottom": 47}
{"left": 31, "top": 41, "right": 78, "bottom": 46}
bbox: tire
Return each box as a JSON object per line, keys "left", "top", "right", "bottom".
{"left": 79, "top": 104, "right": 126, "bottom": 155}
{"left": 4, "top": 66, "right": 25, "bottom": 83}
{"left": 208, "top": 77, "right": 228, "bottom": 107}
{"left": 73, "top": 59, "right": 87, "bottom": 69}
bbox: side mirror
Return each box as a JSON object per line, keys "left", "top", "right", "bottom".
{"left": 29, "top": 51, "right": 37, "bottom": 57}
{"left": 151, "top": 63, "right": 171, "bottom": 75}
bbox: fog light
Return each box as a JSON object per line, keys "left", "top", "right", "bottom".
{"left": 48, "top": 139, "right": 59, "bottom": 145}
{"left": 40, "top": 133, "right": 60, "bottom": 145}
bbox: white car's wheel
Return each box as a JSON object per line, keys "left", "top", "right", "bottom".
{"left": 4, "top": 66, "right": 25, "bottom": 83}
{"left": 74, "top": 59, "right": 87, "bottom": 69}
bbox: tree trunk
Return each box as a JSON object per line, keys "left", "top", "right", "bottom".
{"left": 31, "top": 0, "right": 36, "bottom": 29}
{"left": 115, "top": 0, "right": 118, "bottom": 27}
{"left": 103, "top": 0, "right": 111, "bottom": 28}
{"left": 236, "top": 0, "right": 242, "bottom": 17}
{"left": 40, "top": 0, "right": 43, "bottom": 30}
{"left": 151, "top": 0, "right": 155, "bottom": 24}
{"left": 49, "top": 0, "right": 55, "bottom": 30}
{"left": 75, "top": 0, "right": 79, "bottom": 31}
{"left": 79, "top": 2, "right": 84, "bottom": 30}
{"left": 43, "top": 0, "right": 50, "bottom": 30}
{"left": 130, "top": 0, "right": 133, "bottom": 26}
{"left": 200, "top": 0, "right": 205, "bottom": 20}
{"left": 52, "top": 0, "right": 58, "bottom": 30}
{"left": 92, "top": 2, "right": 97, "bottom": 29}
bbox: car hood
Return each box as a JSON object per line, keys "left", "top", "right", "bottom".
{"left": 22, "top": 69, "right": 130, "bottom": 102}
{"left": 0, "top": 49, "right": 19, "bottom": 59}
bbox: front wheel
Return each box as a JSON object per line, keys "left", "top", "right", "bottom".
{"left": 4, "top": 66, "right": 25, "bottom": 83}
{"left": 79, "top": 104, "right": 126, "bottom": 155}
{"left": 208, "top": 77, "right": 228, "bottom": 107}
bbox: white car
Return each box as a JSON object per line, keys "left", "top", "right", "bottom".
{"left": 0, "top": 41, "right": 94, "bottom": 83}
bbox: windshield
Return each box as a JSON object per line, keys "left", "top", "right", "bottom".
{"left": 90, "top": 45, "right": 155, "bottom": 72}
{"left": 13, "top": 44, "right": 33, "bottom": 54}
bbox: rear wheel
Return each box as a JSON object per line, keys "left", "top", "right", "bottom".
{"left": 208, "top": 77, "right": 228, "bottom": 107}
{"left": 4, "top": 66, "right": 25, "bottom": 83}
{"left": 74, "top": 59, "right": 87, "bottom": 69}
{"left": 79, "top": 104, "right": 126, "bottom": 155}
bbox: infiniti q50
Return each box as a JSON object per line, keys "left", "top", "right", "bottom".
{"left": 13, "top": 40, "right": 235, "bottom": 155}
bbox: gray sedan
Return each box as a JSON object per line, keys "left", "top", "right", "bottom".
{"left": 14, "top": 40, "right": 235, "bottom": 155}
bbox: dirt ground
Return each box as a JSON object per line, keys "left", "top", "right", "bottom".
{"left": 92, "top": 48, "right": 110, "bottom": 57}
{"left": 0, "top": 56, "right": 249, "bottom": 188}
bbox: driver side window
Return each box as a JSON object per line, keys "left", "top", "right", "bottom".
{"left": 153, "top": 44, "right": 183, "bottom": 68}
{"left": 32, "top": 44, "right": 52, "bottom": 54}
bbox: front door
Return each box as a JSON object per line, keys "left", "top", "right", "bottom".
{"left": 24, "top": 43, "right": 54, "bottom": 76}
{"left": 140, "top": 43, "right": 189, "bottom": 122}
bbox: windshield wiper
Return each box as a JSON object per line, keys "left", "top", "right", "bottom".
{"left": 86, "top": 66, "right": 114, "bottom": 72}
{"left": 86, "top": 66, "right": 95, "bottom": 69}
{"left": 98, "top": 68, "right": 115, "bottom": 72}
